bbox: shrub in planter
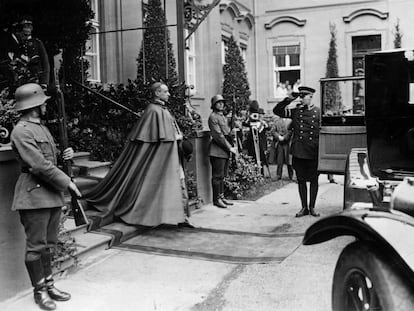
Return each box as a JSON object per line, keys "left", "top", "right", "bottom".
{"left": 224, "top": 153, "right": 265, "bottom": 199}
{"left": 0, "top": 88, "right": 20, "bottom": 145}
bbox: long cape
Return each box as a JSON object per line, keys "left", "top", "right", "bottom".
{"left": 85, "top": 103, "right": 185, "bottom": 227}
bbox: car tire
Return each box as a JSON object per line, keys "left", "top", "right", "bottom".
{"left": 332, "top": 241, "right": 414, "bottom": 311}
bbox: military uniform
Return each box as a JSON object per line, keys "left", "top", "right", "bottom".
{"left": 273, "top": 86, "right": 321, "bottom": 217}
{"left": 11, "top": 118, "right": 70, "bottom": 212}
{"left": 208, "top": 111, "right": 232, "bottom": 159}
{"left": 11, "top": 90, "right": 72, "bottom": 309}
{"left": 20, "top": 37, "right": 50, "bottom": 86}
{"left": 208, "top": 95, "right": 234, "bottom": 208}
{"left": 274, "top": 98, "right": 321, "bottom": 180}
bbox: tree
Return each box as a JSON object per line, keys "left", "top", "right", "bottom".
{"left": 222, "top": 36, "right": 251, "bottom": 113}
{"left": 324, "top": 22, "right": 342, "bottom": 114}
{"left": 136, "top": 0, "right": 200, "bottom": 136}
{"left": 393, "top": 18, "right": 403, "bottom": 48}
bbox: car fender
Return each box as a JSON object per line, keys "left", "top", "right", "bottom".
{"left": 303, "top": 209, "right": 414, "bottom": 280}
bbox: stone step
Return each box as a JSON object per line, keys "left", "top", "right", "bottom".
{"left": 72, "top": 151, "right": 91, "bottom": 164}
{"left": 54, "top": 221, "right": 113, "bottom": 274}
{"left": 61, "top": 216, "right": 88, "bottom": 239}
{"left": 72, "top": 160, "right": 112, "bottom": 179}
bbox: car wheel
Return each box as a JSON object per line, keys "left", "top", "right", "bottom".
{"left": 332, "top": 241, "right": 414, "bottom": 311}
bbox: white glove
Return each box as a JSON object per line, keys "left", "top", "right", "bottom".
{"left": 62, "top": 147, "right": 74, "bottom": 161}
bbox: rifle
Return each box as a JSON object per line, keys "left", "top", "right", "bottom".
{"left": 53, "top": 57, "right": 88, "bottom": 226}
{"left": 229, "top": 94, "right": 239, "bottom": 168}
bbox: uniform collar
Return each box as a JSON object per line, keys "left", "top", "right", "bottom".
{"left": 21, "top": 116, "right": 41, "bottom": 124}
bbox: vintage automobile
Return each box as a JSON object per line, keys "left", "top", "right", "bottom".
{"left": 304, "top": 49, "right": 414, "bottom": 310}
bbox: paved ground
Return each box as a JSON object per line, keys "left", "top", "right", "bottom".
{"left": 2, "top": 176, "right": 353, "bottom": 311}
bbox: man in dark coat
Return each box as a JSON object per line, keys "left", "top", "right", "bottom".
{"left": 86, "top": 82, "right": 192, "bottom": 228}
{"left": 271, "top": 115, "right": 294, "bottom": 180}
{"left": 16, "top": 16, "right": 50, "bottom": 87}
{"left": 273, "top": 86, "right": 321, "bottom": 217}
{"left": 11, "top": 83, "right": 81, "bottom": 310}
{"left": 208, "top": 94, "right": 237, "bottom": 208}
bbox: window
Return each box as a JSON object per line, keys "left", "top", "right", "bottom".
{"left": 240, "top": 43, "right": 247, "bottom": 62}
{"left": 273, "top": 45, "right": 301, "bottom": 99}
{"left": 221, "top": 37, "right": 229, "bottom": 65}
{"left": 85, "top": 0, "right": 100, "bottom": 81}
{"left": 185, "top": 30, "right": 196, "bottom": 94}
{"left": 352, "top": 35, "right": 381, "bottom": 74}
{"left": 88, "top": 0, "right": 99, "bottom": 21}
{"left": 350, "top": 35, "right": 381, "bottom": 114}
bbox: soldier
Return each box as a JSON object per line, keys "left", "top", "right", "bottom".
{"left": 10, "top": 83, "right": 81, "bottom": 310}
{"left": 16, "top": 16, "right": 50, "bottom": 87}
{"left": 208, "top": 94, "right": 237, "bottom": 208}
{"left": 273, "top": 86, "right": 321, "bottom": 217}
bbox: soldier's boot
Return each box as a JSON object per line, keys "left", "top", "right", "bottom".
{"left": 219, "top": 194, "right": 233, "bottom": 206}
{"left": 219, "top": 181, "right": 233, "bottom": 205}
{"left": 41, "top": 249, "right": 71, "bottom": 301}
{"left": 296, "top": 181, "right": 309, "bottom": 217}
{"left": 25, "top": 258, "right": 56, "bottom": 310}
{"left": 212, "top": 181, "right": 227, "bottom": 208}
{"left": 309, "top": 180, "right": 320, "bottom": 217}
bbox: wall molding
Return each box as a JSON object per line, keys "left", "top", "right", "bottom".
{"left": 220, "top": 1, "right": 254, "bottom": 29}
{"left": 265, "top": 16, "right": 306, "bottom": 29}
{"left": 343, "top": 8, "right": 389, "bottom": 23}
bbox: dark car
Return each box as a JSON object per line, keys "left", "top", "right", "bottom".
{"left": 304, "top": 49, "right": 414, "bottom": 311}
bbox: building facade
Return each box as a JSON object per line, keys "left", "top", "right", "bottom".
{"left": 91, "top": 0, "right": 414, "bottom": 123}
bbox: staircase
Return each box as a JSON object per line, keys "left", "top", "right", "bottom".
{"left": 54, "top": 152, "right": 126, "bottom": 274}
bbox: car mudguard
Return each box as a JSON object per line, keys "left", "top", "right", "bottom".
{"left": 303, "top": 209, "right": 414, "bottom": 284}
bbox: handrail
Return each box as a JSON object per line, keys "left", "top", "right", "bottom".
{"left": 70, "top": 80, "right": 141, "bottom": 118}
{"left": 319, "top": 76, "right": 364, "bottom": 82}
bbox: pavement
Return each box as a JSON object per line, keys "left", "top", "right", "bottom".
{"left": 1, "top": 175, "right": 353, "bottom": 311}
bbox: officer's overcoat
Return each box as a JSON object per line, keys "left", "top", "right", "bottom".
{"left": 10, "top": 119, "right": 71, "bottom": 211}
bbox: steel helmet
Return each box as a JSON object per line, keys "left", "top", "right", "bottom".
{"left": 210, "top": 94, "right": 225, "bottom": 109}
{"left": 15, "top": 83, "right": 50, "bottom": 112}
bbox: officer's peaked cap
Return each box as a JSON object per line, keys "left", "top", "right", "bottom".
{"left": 298, "top": 86, "right": 315, "bottom": 95}
{"left": 19, "top": 16, "right": 33, "bottom": 25}
{"left": 15, "top": 83, "right": 50, "bottom": 112}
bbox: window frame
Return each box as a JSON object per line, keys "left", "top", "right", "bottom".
{"left": 85, "top": 1, "right": 101, "bottom": 82}
{"left": 273, "top": 44, "right": 301, "bottom": 97}
{"left": 185, "top": 29, "right": 197, "bottom": 95}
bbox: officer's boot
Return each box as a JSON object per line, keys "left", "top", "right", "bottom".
{"left": 295, "top": 181, "right": 309, "bottom": 217}
{"left": 219, "top": 181, "right": 233, "bottom": 206}
{"left": 25, "top": 258, "right": 56, "bottom": 310}
{"left": 276, "top": 165, "right": 283, "bottom": 180}
{"left": 288, "top": 165, "right": 294, "bottom": 181}
{"left": 212, "top": 179, "right": 227, "bottom": 208}
{"left": 41, "top": 249, "right": 71, "bottom": 301}
{"left": 309, "top": 180, "right": 320, "bottom": 217}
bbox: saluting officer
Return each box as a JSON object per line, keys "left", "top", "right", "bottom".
{"left": 208, "top": 95, "right": 237, "bottom": 208}
{"left": 273, "top": 86, "right": 321, "bottom": 217}
{"left": 10, "top": 83, "right": 81, "bottom": 310}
